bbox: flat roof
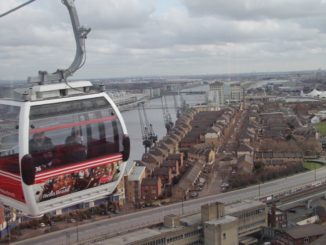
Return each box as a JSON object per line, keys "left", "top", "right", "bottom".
{"left": 225, "top": 200, "right": 265, "bottom": 214}
{"left": 99, "top": 228, "right": 161, "bottom": 245}
{"left": 124, "top": 161, "right": 135, "bottom": 176}
{"left": 205, "top": 215, "right": 237, "bottom": 225}
{"left": 129, "top": 166, "right": 146, "bottom": 181}
{"left": 180, "top": 213, "right": 201, "bottom": 226}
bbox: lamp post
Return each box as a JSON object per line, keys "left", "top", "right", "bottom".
{"left": 258, "top": 182, "right": 261, "bottom": 198}
{"left": 181, "top": 197, "right": 184, "bottom": 216}
{"left": 76, "top": 220, "right": 79, "bottom": 242}
{"left": 315, "top": 163, "right": 317, "bottom": 181}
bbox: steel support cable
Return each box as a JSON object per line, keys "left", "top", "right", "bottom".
{"left": 0, "top": 0, "right": 36, "bottom": 18}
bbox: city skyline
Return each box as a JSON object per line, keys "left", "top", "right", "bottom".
{"left": 0, "top": 0, "right": 326, "bottom": 80}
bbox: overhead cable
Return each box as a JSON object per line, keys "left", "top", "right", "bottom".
{"left": 0, "top": 0, "right": 37, "bottom": 18}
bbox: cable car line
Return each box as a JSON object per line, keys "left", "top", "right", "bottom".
{"left": 0, "top": 0, "right": 37, "bottom": 18}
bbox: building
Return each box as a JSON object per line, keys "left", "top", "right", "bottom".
{"left": 254, "top": 151, "right": 303, "bottom": 165}
{"left": 225, "top": 199, "right": 268, "bottom": 239}
{"left": 274, "top": 224, "right": 326, "bottom": 245}
{"left": 162, "top": 160, "right": 180, "bottom": 177}
{"left": 141, "top": 177, "right": 162, "bottom": 201}
{"left": 268, "top": 204, "right": 287, "bottom": 230}
{"left": 102, "top": 200, "right": 267, "bottom": 245}
{"left": 204, "top": 216, "right": 238, "bottom": 245}
{"left": 204, "top": 127, "right": 222, "bottom": 148}
{"left": 207, "top": 81, "right": 224, "bottom": 107}
{"left": 230, "top": 83, "right": 244, "bottom": 104}
{"left": 188, "top": 144, "right": 215, "bottom": 163}
{"left": 153, "top": 167, "right": 173, "bottom": 188}
{"left": 125, "top": 162, "right": 146, "bottom": 205}
{"left": 172, "top": 161, "right": 203, "bottom": 200}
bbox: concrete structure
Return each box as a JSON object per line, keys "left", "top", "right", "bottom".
{"left": 202, "top": 202, "right": 225, "bottom": 223}
{"left": 102, "top": 201, "right": 267, "bottom": 245}
{"left": 207, "top": 81, "right": 224, "bottom": 107}
{"left": 204, "top": 216, "right": 238, "bottom": 245}
{"left": 225, "top": 200, "right": 268, "bottom": 238}
{"left": 230, "top": 83, "right": 244, "bottom": 104}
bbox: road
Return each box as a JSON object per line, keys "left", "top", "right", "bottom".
{"left": 14, "top": 167, "right": 326, "bottom": 245}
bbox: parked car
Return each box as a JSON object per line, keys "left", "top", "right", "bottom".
{"left": 190, "top": 191, "right": 198, "bottom": 198}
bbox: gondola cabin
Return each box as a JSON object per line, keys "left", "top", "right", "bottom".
{"left": 0, "top": 81, "right": 130, "bottom": 216}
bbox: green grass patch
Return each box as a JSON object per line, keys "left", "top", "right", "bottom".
{"left": 315, "top": 122, "right": 326, "bottom": 136}
{"left": 304, "top": 161, "right": 322, "bottom": 171}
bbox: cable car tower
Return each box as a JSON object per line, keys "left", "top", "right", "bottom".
{"left": 161, "top": 96, "right": 174, "bottom": 134}
{"left": 138, "top": 102, "right": 157, "bottom": 152}
{"left": 0, "top": 0, "right": 130, "bottom": 216}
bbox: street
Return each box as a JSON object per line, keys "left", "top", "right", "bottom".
{"left": 13, "top": 167, "right": 326, "bottom": 245}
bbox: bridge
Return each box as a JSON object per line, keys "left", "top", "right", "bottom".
{"left": 16, "top": 167, "right": 326, "bottom": 245}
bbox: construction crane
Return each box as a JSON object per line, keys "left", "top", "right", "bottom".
{"left": 138, "top": 102, "right": 157, "bottom": 152}
{"left": 161, "top": 96, "right": 174, "bottom": 134}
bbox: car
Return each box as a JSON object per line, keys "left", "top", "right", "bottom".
{"left": 39, "top": 222, "right": 46, "bottom": 228}
{"left": 221, "top": 182, "right": 229, "bottom": 187}
{"left": 190, "top": 192, "right": 198, "bottom": 198}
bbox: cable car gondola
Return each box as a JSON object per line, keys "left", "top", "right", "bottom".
{"left": 0, "top": 0, "right": 130, "bottom": 216}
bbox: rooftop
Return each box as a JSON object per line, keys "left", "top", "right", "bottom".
{"left": 225, "top": 200, "right": 265, "bottom": 214}
{"left": 205, "top": 215, "right": 238, "bottom": 225}
{"left": 128, "top": 166, "right": 146, "bottom": 182}
{"left": 99, "top": 228, "right": 161, "bottom": 245}
{"left": 286, "top": 224, "right": 326, "bottom": 239}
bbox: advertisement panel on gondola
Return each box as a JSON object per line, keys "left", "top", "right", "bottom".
{"left": 33, "top": 155, "right": 122, "bottom": 202}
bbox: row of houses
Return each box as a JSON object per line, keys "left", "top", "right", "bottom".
{"left": 124, "top": 106, "right": 240, "bottom": 204}
{"left": 124, "top": 109, "right": 198, "bottom": 205}
{"left": 171, "top": 107, "right": 239, "bottom": 200}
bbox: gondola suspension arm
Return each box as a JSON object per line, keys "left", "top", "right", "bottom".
{"left": 28, "top": 0, "right": 91, "bottom": 84}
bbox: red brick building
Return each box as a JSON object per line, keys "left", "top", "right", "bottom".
{"left": 153, "top": 167, "right": 173, "bottom": 187}
{"left": 141, "top": 177, "right": 162, "bottom": 200}
{"left": 273, "top": 224, "right": 326, "bottom": 245}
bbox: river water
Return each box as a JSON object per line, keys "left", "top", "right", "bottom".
{"left": 121, "top": 85, "right": 208, "bottom": 161}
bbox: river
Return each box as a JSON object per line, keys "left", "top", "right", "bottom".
{"left": 121, "top": 85, "right": 208, "bottom": 161}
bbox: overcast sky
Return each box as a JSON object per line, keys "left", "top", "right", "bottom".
{"left": 1, "top": 0, "right": 326, "bottom": 80}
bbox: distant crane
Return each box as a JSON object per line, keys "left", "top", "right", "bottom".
{"left": 173, "top": 92, "right": 181, "bottom": 119}
{"left": 179, "top": 92, "right": 189, "bottom": 115}
{"left": 138, "top": 102, "right": 157, "bottom": 152}
{"left": 161, "top": 96, "right": 174, "bottom": 134}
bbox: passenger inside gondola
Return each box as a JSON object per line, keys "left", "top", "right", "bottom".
{"left": 64, "top": 127, "right": 87, "bottom": 163}
{"left": 29, "top": 132, "right": 55, "bottom": 172}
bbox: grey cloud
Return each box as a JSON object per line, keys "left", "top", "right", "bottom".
{"left": 182, "top": 0, "right": 326, "bottom": 20}
{"left": 0, "top": 0, "right": 326, "bottom": 79}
